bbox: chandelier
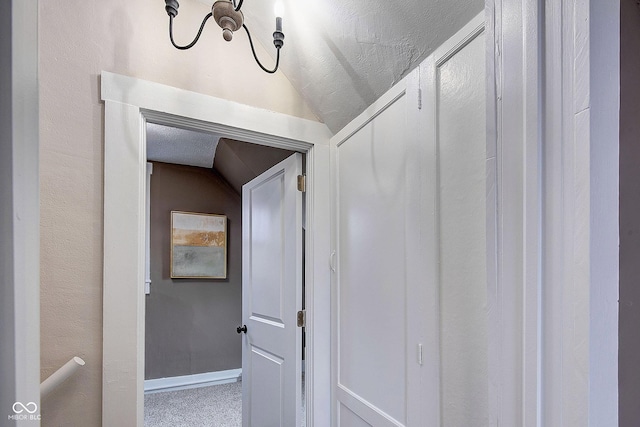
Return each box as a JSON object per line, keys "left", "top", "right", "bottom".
{"left": 164, "top": 0, "right": 284, "bottom": 74}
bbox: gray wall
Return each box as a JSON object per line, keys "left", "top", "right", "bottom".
{"left": 145, "top": 162, "right": 242, "bottom": 379}
{"left": 619, "top": 0, "right": 640, "bottom": 424}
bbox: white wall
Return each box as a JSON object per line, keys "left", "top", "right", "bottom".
{"left": 438, "top": 32, "right": 487, "bottom": 426}
{"left": 587, "top": 0, "right": 619, "bottom": 422}
{"left": 1, "top": 1, "right": 40, "bottom": 425}
{"left": 38, "top": 0, "right": 318, "bottom": 424}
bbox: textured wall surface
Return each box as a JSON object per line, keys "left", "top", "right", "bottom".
{"left": 619, "top": 1, "right": 640, "bottom": 425}
{"left": 146, "top": 163, "right": 242, "bottom": 380}
{"left": 237, "top": 0, "right": 484, "bottom": 132}
{"left": 38, "top": 0, "right": 317, "bottom": 424}
{"left": 438, "top": 33, "right": 487, "bottom": 426}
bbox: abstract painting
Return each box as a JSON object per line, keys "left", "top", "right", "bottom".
{"left": 171, "top": 211, "right": 227, "bottom": 279}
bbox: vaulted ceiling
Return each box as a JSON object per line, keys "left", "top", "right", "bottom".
{"left": 199, "top": 0, "right": 484, "bottom": 133}
{"left": 149, "top": 0, "right": 484, "bottom": 184}
{"left": 147, "top": 123, "right": 294, "bottom": 193}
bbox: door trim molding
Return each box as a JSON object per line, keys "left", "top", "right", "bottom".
{"left": 101, "top": 71, "right": 332, "bottom": 426}
{"left": 1, "top": 0, "right": 40, "bottom": 418}
{"left": 487, "top": 0, "right": 619, "bottom": 424}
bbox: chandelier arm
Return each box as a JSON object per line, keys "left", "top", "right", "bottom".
{"left": 235, "top": 0, "right": 244, "bottom": 12}
{"left": 169, "top": 12, "right": 213, "bottom": 50}
{"left": 242, "top": 24, "right": 280, "bottom": 74}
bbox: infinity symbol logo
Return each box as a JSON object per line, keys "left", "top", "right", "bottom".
{"left": 12, "top": 402, "right": 38, "bottom": 414}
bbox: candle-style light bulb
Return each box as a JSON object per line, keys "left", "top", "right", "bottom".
{"left": 274, "top": 1, "right": 284, "bottom": 32}
{"left": 274, "top": 1, "right": 284, "bottom": 18}
{"left": 272, "top": 0, "right": 285, "bottom": 50}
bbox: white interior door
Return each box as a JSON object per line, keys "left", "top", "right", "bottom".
{"left": 241, "top": 153, "right": 303, "bottom": 427}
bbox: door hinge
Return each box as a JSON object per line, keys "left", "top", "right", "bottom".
{"left": 297, "top": 175, "right": 306, "bottom": 192}
{"left": 297, "top": 310, "right": 306, "bottom": 327}
{"left": 418, "top": 343, "right": 423, "bottom": 365}
{"left": 418, "top": 87, "right": 423, "bottom": 110}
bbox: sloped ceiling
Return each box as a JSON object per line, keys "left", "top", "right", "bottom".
{"left": 147, "top": 123, "right": 221, "bottom": 168}
{"left": 213, "top": 138, "right": 294, "bottom": 193}
{"left": 146, "top": 122, "right": 294, "bottom": 193}
{"left": 197, "top": 0, "right": 484, "bottom": 133}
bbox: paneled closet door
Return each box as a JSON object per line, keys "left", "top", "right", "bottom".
{"left": 331, "top": 13, "right": 487, "bottom": 427}
{"left": 331, "top": 79, "right": 429, "bottom": 426}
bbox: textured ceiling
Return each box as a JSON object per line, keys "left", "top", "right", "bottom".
{"left": 152, "top": 0, "right": 484, "bottom": 166}
{"left": 147, "top": 123, "right": 220, "bottom": 168}
{"left": 197, "top": 0, "right": 484, "bottom": 133}
{"left": 147, "top": 123, "right": 294, "bottom": 193}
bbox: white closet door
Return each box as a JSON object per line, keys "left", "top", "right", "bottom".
{"left": 331, "top": 14, "right": 486, "bottom": 427}
{"left": 332, "top": 81, "right": 424, "bottom": 426}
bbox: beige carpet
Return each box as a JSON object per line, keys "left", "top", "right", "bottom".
{"left": 144, "top": 378, "right": 306, "bottom": 426}
{"left": 145, "top": 381, "right": 242, "bottom": 427}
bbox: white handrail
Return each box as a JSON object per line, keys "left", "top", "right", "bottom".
{"left": 40, "top": 356, "right": 85, "bottom": 398}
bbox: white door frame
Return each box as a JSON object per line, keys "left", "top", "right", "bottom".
{"left": 100, "top": 71, "right": 332, "bottom": 427}
{"left": 1, "top": 0, "right": 40, "bottom": 422}
{"left": 487, "top": 0, "right": 619, "bottom": 424}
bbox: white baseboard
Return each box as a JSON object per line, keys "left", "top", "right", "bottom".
{"left": 144, "top": 368, "right": 242, "bottom": 394}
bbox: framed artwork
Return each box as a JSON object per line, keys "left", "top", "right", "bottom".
{"left": 171, "top": 211, "right": 227, "bottom": 279}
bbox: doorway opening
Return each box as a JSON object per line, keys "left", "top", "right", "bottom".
{"left": 142, "top": 123, "right": 307, "bottom": 426}
{"left": 101, "top": 71, "right": 332, "bottom": 427}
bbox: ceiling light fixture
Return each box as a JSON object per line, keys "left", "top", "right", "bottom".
{"left": 164, "top": 0, "right": 285, "bottom": 74}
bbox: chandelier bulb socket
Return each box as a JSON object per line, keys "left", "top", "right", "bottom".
{"left": 273, "top": 31, "right": 284, "bottom": 49}
{"left": 165, "top": 0, "right": 179, "bottom": 17}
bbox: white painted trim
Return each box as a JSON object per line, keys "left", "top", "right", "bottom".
{"left": 432, "top": 14, "right": 485, "bottom": 66}
{"left": 100, "top": 72, "right": 331, "bottom": 146}
{"left": 144, "top": 163, "right": 152, "bottom": 295}
{"left": 331, "top": 80, "right": 407, "bottom": 147}
{"left": 102, "top": 71, "right": 332, "bottom": 427}
{"left": 486, "top": 0, "right": 543, "bottom": 423}
{"left": 410, "top": 56, "right": 440, "bottom": 427}
{"left": 484, "top": 3, "right": 499, "bottom": 423}
{"left": 103, "top": 100, "right": 146, "bottom": 426}
{"left": 488, "top": 0, "right": 619, "bottom": 424}
{"left": 144, "top": 369, "right": 242, "bottom": 394}
{"left": 1, "top": 1, "right": 40, "bottom": 425}
{"left": 329, "top": 128, "right": 339, "bottom": 427}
